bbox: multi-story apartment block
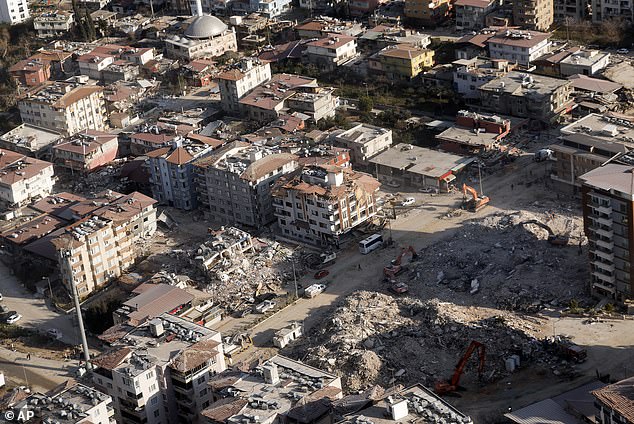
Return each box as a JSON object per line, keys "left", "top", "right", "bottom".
{"left": 580, "top": 164, "right": 634, "bottom": 302}
{"left": 0, "top": 0, "right": 29, "bottom": 24}
{"left": 455, "top": 0, "right": 500, "bottom": 31}
{"left": 93, "top": 313, "right": 226, "bottom": 424}
{"left": 453, "top": 57, "right": 514, "bottom": 100}
{"left": 404, "top": 0, "right": 452, "bottom": 25}
{"left": 239, "top": 74, "right": 337, "bottom": 124}
{"left": 52, "top": 130, "right": 118, "bottom": 173}
{"left": 273, "top": 165, "right": 380, "bottom": 246}
{"left": 0, "top": 148, "right": 55, "bottom": 210}
{"left": 330, "top": 123, "right": 392, "bottom": 167}
{"left": 256, "top": 0, "right": 292, "bottom": 17}
{"left": 217, "top": 58, "right": 271, "bottom": 115}
{"left": 592, "top": 0, "right": 633, "bottom": 22}
{"left": 349, "top": 0, "right": 380, "bottom": 16}
{"left": 486, "top": 29, "right": 552, "bottom": 66}
{"left": 51, "top": 191, "right": 156, "bottom": 295}
{"left": 305, "top": 34, "right": 358, "bottom": 70}
{"left": 146, "top": 137, "right": 217, "bottom": 210}
{"left": 77, "top": 44, "right": 154, "bottom": 80}
{"left": 33, "top": 11, "right": 74, "bottom": 38}
{"left": 194, "top": 142, "right": 299, "bottom": 227}
{"left": 550, "top": 114, "right": 634, "bottom": 190}
{"left": 11, "top": 382, "right": 116, "bottom": 424}
{"left": 478, "top": 71, "right": 572, "bottom": 123}
{"left": 554, "top": 0, "right": 588, "bottom": 22}
{"left": 202, "top": 355, "right": 342, "bottom": 423}
{"left": 18, "top": 82, "right": 106, "bottom": 136}
{"left": 370, "top": 44, "right": 434, "bottom": 80}
{"left": 513, "top": 0, "right": 553, "bottom": 31}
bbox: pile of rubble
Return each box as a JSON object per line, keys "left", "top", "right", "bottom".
{"left": 410, "top": 210, "right": 590, "bottom": 312}
{"left": 286, "top": 291, "right": 566, "bottom": 392}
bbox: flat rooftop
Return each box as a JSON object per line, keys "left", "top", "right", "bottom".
{"left": 340, "top": 384, "right": 472, "bottom": 424}
{"left": 369, "top": 143, "right": 473, "bottom": 178}
{"left": 560, "top": 113, "right": 634, "bottom": 145}
{"left": 95, "top": 313, "right": 219, "bottom": 376}
{"left": 0, "top": 123, "right": 63, "bottom": 152}
{"left": 16, "top": 383, "right": 112, "bottom": 424}
{"left": 436, "top": 126, "right": 499, "bottom": 147}
{"left": 579, "top": 163, "right": 634, "bottom": 199}
{"left": 334, "top": 123, "right": 391, "bottom": 145}
{"left": 204, "top": 355, "right": 340, "bottom": 423}
{"left": 479, "top": 71, "right": 570, "bottom": 97}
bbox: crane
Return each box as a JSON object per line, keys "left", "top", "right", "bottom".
{"left": 519, "top": 220, "right": 569, "bottom": 246}
{"left": 462, "top": 184, "right": 489, "bottom": 212}
{"left": 434, "top": 341, "right": 486, "bottom": 395}
{"left": 383, "top": 246, "right": 418, "bottom": 278}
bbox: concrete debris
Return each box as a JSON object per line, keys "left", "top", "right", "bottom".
{"left": 285, "top": 291, "right": 572, "bottom": 392}
{"left": 413, "top": 210, "right": 590, "bottom": 312}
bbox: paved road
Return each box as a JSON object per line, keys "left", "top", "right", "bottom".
{"left": 0, "top": 262, "right": 79, "bottom": 346}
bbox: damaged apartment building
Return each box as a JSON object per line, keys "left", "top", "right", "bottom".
{"left": 93, "top": 313, "right": 226, "bottom": 424}
{"left": 51, "top": 191, "right": 157, "bottom": 296}
{"left": 272, "top": 164, "right": 380, "bottom": 246}
{"left": 194, "top": 142, "right": 298, "bottom": 228}
{"left": 201, "top": 355, "right": 342, "bottom": 424}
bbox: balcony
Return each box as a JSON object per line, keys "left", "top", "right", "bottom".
{"left": 592, "top": 249, "right": 615, "bottom": 262}
{"left": 589, "top": 226, "right": 613, "bottom": 239}
{"left": 592, "top": 260, "right": 615, "bottom": 273}
{"left": 593, "top": 280, "right": 616, "bottom": 294}
{"left": 596, "top": 239, "right": 614, "bottom": 250}
{"left": 592, "top": 271, "right": 616, "bottom": 284}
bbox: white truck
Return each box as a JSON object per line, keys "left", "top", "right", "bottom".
{"left": 304, "top": 283, "right": 326, "bottom": 298}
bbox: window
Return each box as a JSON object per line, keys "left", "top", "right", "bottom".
{"left": 149, "top": 383, "right": 157, "bottom": 391}
{"left": 199, "top": 388, "right": 207, "bottom": 397}
{"left": 154, "top": 410, "right": 160, "bottom": 418}
{"left": 151, "top": 397, "right": 158, "bottom": 405}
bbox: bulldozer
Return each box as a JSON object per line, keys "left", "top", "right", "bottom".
{"left": 519, "top": 220, "right": 570, "bottom": 246}
{"left": 462, "top": 184, "right": 489, "bottom": 212}
{"left": 435, "top": 341, "right": 486, "bottom": 396}
{"left": 384, "top": 246, "right": 419, "bottom": 278}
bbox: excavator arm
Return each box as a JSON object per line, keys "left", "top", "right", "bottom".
{"left": 519, "top": 220, "right": 554, "bottom": 236}
{"left": 435, "top": 341, "right": 486, "bottom": 395}
{"left": 462, "top": 183, "right": 478, "bottom": 201}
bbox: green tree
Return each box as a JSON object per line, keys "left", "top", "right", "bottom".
{"left": 358, "top": 95, "right": 373, "bottom": 113}
{"left": 84, "top": 10, "right": 96, "bottom": 41}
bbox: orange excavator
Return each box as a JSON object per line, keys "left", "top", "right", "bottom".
{"left": 383, "top": 246, "right": 418, "bottom": 278}
{"left": 462, "top": 184, "right": 489, "bottom": 212}
{"left": 434, "top": 341, "right": 486, "bottom": 395}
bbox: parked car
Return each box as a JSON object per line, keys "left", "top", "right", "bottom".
{"left": 0, "top": 293, "right": 3, "bottom": 301}
{"left": 254, "top": 300, "right": 276, "bottom": 314}
{"left": 47, "top": 329, "right": 63, "bottom": 340}
{"left": 6, "top": 312, "right": 21, "bottom": 324}
{"left": 617, "top": 48, "right": 630, "bottom": 54}
{"left": 401, "top": 197, "right": 415, "bottom": 207}
{"left": 389, "top": 282, "right": 409, "bottom": 295}
{"left": 314, "top": 269, "right": 330, "bottom": 279}
{"left": 386, "top": 181, "right": 401, "bottom": 188}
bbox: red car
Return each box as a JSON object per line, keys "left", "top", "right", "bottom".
{"left": 389, "top": 282, "right": 409, "bottom": 295}
{"left": 314, "top": 270, "right": 330, "bottom": 279}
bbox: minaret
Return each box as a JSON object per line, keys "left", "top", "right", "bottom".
{"left": 195, "top": 0, "right": 203, "bottom": 16}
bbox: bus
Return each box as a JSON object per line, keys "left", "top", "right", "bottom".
{"left": 359, "top": 234, "right": 383, "bottom": 254}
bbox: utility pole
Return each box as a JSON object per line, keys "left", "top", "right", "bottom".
{"left": 292, "top": 260, "right": 298, "bottom": 299}
{"left": 42, "top": 276, "right": 53, "bottom": 300}
{"left": 63, "top": 249, "right": 91, "bottom": 371}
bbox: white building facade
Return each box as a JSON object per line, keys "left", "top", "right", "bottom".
{"left": 0, "top": 0, "right": 29, "bottom": 24}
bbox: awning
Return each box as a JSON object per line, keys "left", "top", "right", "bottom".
{"left": 442, "top": 174, "right": 456, "bottom": 182}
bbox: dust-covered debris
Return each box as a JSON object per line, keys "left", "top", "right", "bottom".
{"left": 285, "top": 291, "right": 572, "bottom": 392}
{"left": 411, "top": 210, "right": 591, "bottom": 312}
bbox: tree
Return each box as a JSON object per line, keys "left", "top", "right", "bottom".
{"left": 84, "top": 10, "right": 96, "bottom": 41}
{"left": 358, "top": 95, "right": 373, "bottom": 113}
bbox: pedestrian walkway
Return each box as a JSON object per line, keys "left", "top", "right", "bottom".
{"left": 0, "top": 345, "right": 73, "bottom": 392}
